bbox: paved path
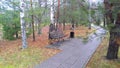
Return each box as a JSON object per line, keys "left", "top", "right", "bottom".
{"left": 35, "top": 26, "right": 106, "bottom": 68}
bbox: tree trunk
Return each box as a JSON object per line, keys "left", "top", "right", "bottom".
{"left": 15, "top": 24, "right": 18, "bottom": 38}
{"left": 63, "top": 0, "right": 66, "bottom": 30}
{"left": 38, "top": 20, "right": 41, "bottom": 34}
{"left": 50, "top": 0, "right": 55, "bottom": 24}
{"left": 72, "top": 19, "right": 75, "bottom": 29}
{"left": 37, "top": 0, "right": 42, "bottom": 35}
{"left": 107, "top": 12, "right": 120, "bottom": 59}
{"left": 107, "top": 31, "right": 119, "bottom": 59}
{"left": 88, "top": 0, "right": 91, "bottom": 29}
{"left": 106, "top": 19, "right": 120, "bottom": 59}
{"left": 20, "top": 0, "right": 27, "bottom": 49}
{"left": 31, "top": 14, "right": 35, "bottom": 41}
{"left": 57, "top": 0, "right": 60, "bottom": 23}
{"left": 30, "top": 0, "right": 35, "bottom": 41}
{"left": 63, "top": 20, "right": 65, "bottom": 30}
{"left": 103, "top": 14, "right": 106, "bottom": 27}
{"left": 45, "top": 0, "right": 47, "bottom": 16}
{"left": 104, "top": 0, "right": 119, "bottom": 59}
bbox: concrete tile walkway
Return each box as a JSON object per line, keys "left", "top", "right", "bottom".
{"left": 34, "top": 26, "right": 106, "bottom": 68}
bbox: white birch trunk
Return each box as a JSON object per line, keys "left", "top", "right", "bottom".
{"left": 20, "top": 0, "right": 27, "bottom": 49}
{"left": 88, "top": 0, "right": 91, "bottom": 29}
{"left": 50, "top": 0, "right": 54, "bottom": 24}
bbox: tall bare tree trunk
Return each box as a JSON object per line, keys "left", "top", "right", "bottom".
{"left": 45, "top": 0, "right": 47, "bottom": 16}
{"left": 57, "top": 0, "right": 60, "bottom": 23}
{"left": 50, "top": 0, "right": 54, "bottom": 24}
{"left": 30, "top": 0, "right": 35, "bottom": 41}
{"left": 37, "top": 0, "right": 42, "bottom": 34}
{"left": 88, "top": 0, "right": 91, "bottom": 29}
{"left": 63, "top": 0, "right": 66, "bottom": 30}
{"left": 20, "top": 0, "right": 27, "bottom": 49}
{"left": 103, "top": 14, "right": 106, "bottom": 27}
{"left": 49, "top": 0, "right": 55, "bottom": 40}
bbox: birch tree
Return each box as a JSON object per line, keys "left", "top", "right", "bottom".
{"left": 50, "top": 0, "right": 55, "bottom": 24}
{"left": 20, "top": 0, "right": 27, "bottom": 49}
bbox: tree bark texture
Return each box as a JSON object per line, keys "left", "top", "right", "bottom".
{"left": 104, "top": 0, "right": 120, "bottom": 59}
{"left": 50, "top": 0, "right": 55, "bottom": 24}
{"left": 107, "top": 30, "right": 119, "bottom": 59}
{"left": 30, "top": 0, "right": 35, "bottom": 41}
{"left": 20, "top": 0, "right": 27, "bottom": 49}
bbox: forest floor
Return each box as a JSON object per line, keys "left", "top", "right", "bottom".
{"left": 0, "top": 25, "right": 94, "bottom": 68}
{"left": 86, "top": 34, "right": 120, "bottom": 68}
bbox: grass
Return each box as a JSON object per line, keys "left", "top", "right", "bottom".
{"left": 86, "top": 34, "right": 120, "bottom": 68}
{"left": 0, "top": 47, "right": 43, "bottom": 68}
{"left": 0, "top": 26, "right": 59, "bottom": 68}
{"left": 0, "top": 45, "right": 59, "bottom": 68}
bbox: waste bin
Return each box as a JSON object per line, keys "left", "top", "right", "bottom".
{"left": 70, "top": 31, "right": 74, "bottom": 38}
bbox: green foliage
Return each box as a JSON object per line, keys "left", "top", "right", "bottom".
{"left": 0, "top": 0, "right": 21, "bottom": 40}
{"left": 25, "top": 3, "right": 50, "bottom": 35}
{"left": 42, "top": 18, "right": 50, "bottom": 27}
{"left": 0, "top": 10, "right": 20, "bottom": 40}
{"left": 59, "top": 0, "right": 89, "bottom": 26}
{"left": 2, "top": 24, "right": 15, "bottom": 40}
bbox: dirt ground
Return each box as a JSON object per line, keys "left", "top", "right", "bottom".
{"left": 0, "top": 26, "right": 60, "bottom": 58}
{"left": 0, "top": 25, "right": 94, "bottom": 61}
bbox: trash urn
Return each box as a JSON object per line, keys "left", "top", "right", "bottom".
{"left": 70, "top": 31, "right": 74, "bottom": 38}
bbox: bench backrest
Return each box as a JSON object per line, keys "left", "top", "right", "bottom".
{"left": 49, "top": 24, "right": 64, "bottom": 39}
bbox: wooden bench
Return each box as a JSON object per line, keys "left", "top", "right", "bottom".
{"left": 49, "top": 30, "right": 68, "bottom": 44}
{"left": 48, "top": 23, "right": 68, "bottom": 44}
